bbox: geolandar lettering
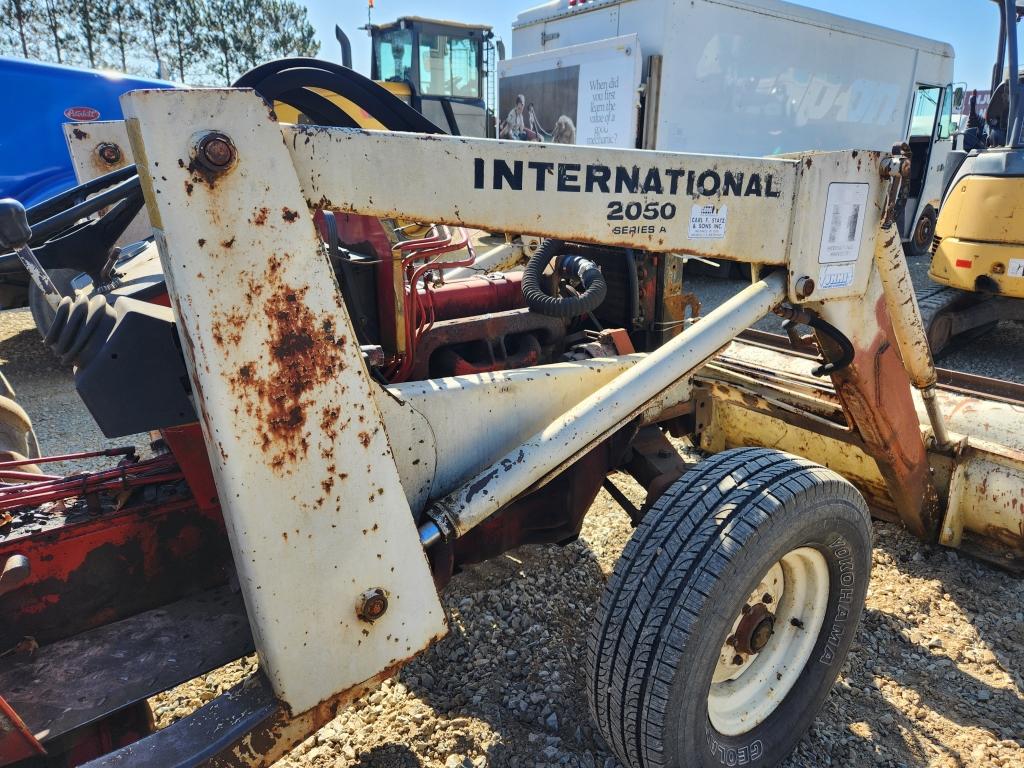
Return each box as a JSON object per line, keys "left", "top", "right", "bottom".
{"left": 706, "top": 726, "right": 764, "bottom": 766}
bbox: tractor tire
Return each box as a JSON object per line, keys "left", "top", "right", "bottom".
{"left": 587, "top": 447, "right": 872, "bottom": 768}
{"left": 28, "top": 268, "right": 79, "bottom": 338}
{"left": 906, "top": 205, "right": 937, "bottom": 258}
{"left": 0, "top": 394, "right": 40, "bottom": 460}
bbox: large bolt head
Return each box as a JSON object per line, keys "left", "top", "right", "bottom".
{"left": 96, "top": 142, "right": 122, "bottom": 165}
{"left": 794, "top": 275, "right": 815, "bottom": 300}
{"left": 357, "top": 587, "right": 389, "bottom": 623}
{"left": 195, "top": 132, "right": 236, "bottom": 172}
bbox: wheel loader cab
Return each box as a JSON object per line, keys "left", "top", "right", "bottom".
{"left": 368, "top": 16, "right": 495, "bottom": 138}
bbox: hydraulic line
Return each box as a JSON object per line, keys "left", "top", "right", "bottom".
{"left": 521, "top": 238, "right": 608, "bottom": 319}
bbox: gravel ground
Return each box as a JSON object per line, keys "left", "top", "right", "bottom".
{"left": 2, "top": 258, "right": 1023, "bottom": 768}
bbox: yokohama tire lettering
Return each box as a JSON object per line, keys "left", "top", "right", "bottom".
{"left": 820, "top": 536, "right": 854, "bottom": 664}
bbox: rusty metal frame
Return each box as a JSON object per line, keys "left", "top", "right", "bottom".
{"left": 9, "top": 84, "right": 1003, "bottom": 766}
{"left": 122, "top": 87, "right": 448, "bottom": 717}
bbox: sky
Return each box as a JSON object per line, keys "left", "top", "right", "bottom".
{"left": 305, "top": 0, "right": 1000, "bottom": 89}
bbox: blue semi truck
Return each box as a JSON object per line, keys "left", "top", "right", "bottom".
{"left": 0, "top": 57, "right": 173, "bottom": 311}
{"left": 1, "top": 57, "right": 174, "bottom": 206}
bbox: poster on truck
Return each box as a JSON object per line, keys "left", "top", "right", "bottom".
{"left": 498, "top": 34, "right": 643, "bottom": 148}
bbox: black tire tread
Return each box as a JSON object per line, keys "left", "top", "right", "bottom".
{"left": 586, "top": 447, "right": 867, "bottom": 768}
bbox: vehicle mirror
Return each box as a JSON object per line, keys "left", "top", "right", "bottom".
{"left": 954, "top": 86, "right": 966, "bottom": 111}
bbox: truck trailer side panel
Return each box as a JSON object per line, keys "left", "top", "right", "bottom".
{"left": 510, "top": 0, "right": 954, "bottom": 157}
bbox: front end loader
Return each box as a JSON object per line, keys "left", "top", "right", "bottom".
{"left": 1, "top": 74, "right": 1023, "bottom": 768}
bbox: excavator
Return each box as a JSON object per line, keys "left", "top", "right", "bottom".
{"left": 922, "top": 0, "right": 1024, "bottom": 353}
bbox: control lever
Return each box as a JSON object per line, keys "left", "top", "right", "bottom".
{"left": 0, "top": 198, "right": 63, "bottom": 311}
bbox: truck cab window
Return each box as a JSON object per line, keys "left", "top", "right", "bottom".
{"left": 419, "top": 33, "right": 480, "bottom": 99}
{"left": 909, "top": 85, "right": 942, "bottom": 137}
{"left": 937, "top": 84, "right": 955, "bottom": 140}
{"left": 376, "top": 29, "right": 413, "bottom": 82}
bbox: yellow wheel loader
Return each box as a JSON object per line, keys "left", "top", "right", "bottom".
{"left": 925, "top": 0, "right": 1024, "bottom": 352}
{"left": 269, "top": 18, "right": 499, "bottom": 138}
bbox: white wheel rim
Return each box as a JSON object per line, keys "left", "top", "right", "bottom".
{"left": 707, "top": 547, "right": 830, "bottom": 736}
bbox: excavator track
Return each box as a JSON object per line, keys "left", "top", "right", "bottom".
{"left": 916, "top": 285, "right": 998, "bottom": 356}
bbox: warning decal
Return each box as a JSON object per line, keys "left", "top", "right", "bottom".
{"left": 818, "top": 183, "right": 869, "bottom": 265}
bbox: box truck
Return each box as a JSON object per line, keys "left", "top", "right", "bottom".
{"left": 502, "top": 0, "right": 962, "bottom": 255}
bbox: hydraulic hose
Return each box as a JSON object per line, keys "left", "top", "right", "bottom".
{"left": 521, "top": 238, "right": 608, "bottom": 319}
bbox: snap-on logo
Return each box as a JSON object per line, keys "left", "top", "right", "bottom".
{"left": 64, "top": 106, "right": 101, "bottom": 121}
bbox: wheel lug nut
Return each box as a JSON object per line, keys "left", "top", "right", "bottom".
{"left": 741, "top": 603, "right": 751, "bottom": 614}
{"left": 732, "top": 654, "right": 744, "bottom": 665}
{"left": 762, "top": 593, "right": 773, "bottom": 604}
{"left": 726, "top": 635, "right": 737, "bottom": 647}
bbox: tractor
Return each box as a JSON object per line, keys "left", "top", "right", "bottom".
{"left": 0, "top": 66, "right": 1023, "bottom": 768}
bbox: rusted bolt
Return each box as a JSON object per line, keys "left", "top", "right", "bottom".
{"left": 96, "top": 142, "right": 122, "bottom": 165}
{"left": 357, "top": 587, "right": 388, "bottom": 623}
{"left": 194, "top": 132, "right": 236, "bottom": 173}
{"left": 794, "top": 275, "right": 815, "bottom": 300}
{"left": 733, "top": 602, "right": 775, "bottom": 655}
{"left": 992, "top": 262, "right": 1006, "bottom": 275}
{"left": 749, "top": 616, "right": 775, "bottom": 653}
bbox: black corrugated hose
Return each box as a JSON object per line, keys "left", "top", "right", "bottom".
{"left": 521, "top": 238, "right": 608, "bottom": 319}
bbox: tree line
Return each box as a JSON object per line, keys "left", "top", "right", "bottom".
{"left": 0, "top": 0, "right": 320, "bottom": 84}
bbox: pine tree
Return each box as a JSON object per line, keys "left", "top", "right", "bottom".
{"left": 0, "top": 0, "right": 42, "bottom": 58}
{"left": 41, "top": 0, "right": 71, "bottom": 63}
{"left": 265, "top": 0, "right": 318, "bottom": 60}
{"left": 164, "top": 0, "right": 204, "bottom": 82}
{"left": 105, "top": 0, "right": 144, "bottom": 72}
{"left": 68, "top": 0, "right": 110, "bottom": 68}
{"left": 202, "top": 0, "right": 236, "bottom": 84}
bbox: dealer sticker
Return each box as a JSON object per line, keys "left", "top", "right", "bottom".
{"left": 689, "top": 204, "right": 727, "bottom": 239}
{"left": 1009, "top": 259, "right": 1024, "bottom": 277}
{"left": 819, "top": 263, "right": 856, "bottom": 290}
{"left": 819, "top": 183, "right": 869, "bottom": 264}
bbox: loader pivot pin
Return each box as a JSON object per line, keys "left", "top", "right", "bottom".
{"left": 97, "top": 142, "right": 122, "bottom": 166}
{"left": 357, "top": 587, "right": 389, "bottom": 622}
{"left": 195, "top": 132, "right": 236, "bottom": 172}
